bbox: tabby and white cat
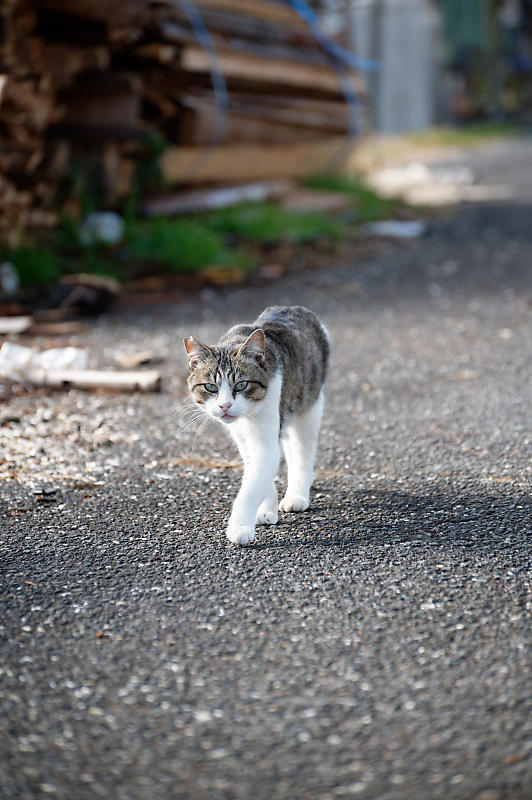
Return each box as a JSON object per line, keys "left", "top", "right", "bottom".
{"left": 184, "top": 306, "right": 329, "bottom": 545}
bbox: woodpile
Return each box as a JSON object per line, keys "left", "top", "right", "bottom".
{"left": 0, "top": 0, "right": 363, "bottom": 242}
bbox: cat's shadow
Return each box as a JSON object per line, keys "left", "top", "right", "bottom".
{"left": 250, "top": 487, "right": 528, "bottom": 550}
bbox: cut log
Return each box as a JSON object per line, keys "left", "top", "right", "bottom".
{"left": 58, "top": 73, "right": 142, "bottom": 131}
{"left": 0, "top": 75, "right": 7, "bottom": 105}
{"left": 160, "top": 137, "right": 354, "bottom": 184}
{"left": 39, "top": 42, "right": 110, "bottom": 89}
{"left": 133, "top": 42, "right": 179, "bottom": 64}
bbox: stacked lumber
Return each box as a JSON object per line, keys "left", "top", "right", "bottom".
{"left": 0, "top": 0, "right": 363, "bottom": 241}
{"left": 0, "top": 0, "right": 148, "bottom": 241}
{"left": 0, "top": 0, "right": 60, "bottom": 239}
{"left": 138, "top": 0, "right": 362, "bottom": 184}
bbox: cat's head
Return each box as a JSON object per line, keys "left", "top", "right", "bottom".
{"left": 184, "top": 330, "right": 267, "bottom": 424}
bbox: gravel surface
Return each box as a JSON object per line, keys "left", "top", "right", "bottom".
{"left": 1, "top": 138, "right": 531, "bottom": 800}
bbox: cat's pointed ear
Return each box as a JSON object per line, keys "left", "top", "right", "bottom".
{"left": 238, "top": 329, "right": 265, "bottom": 360}
{"left": 184, "top": 336, "right": 212, "bottom": 368}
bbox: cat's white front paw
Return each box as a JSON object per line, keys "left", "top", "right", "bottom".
{"left": 279, "top": 494, "right": 309, "bottom": 512}
{"left": 256, "top": 501, "right": 278, "bottom": 525}
{"left": 226, "top": 521, "right": 255, "bottom": 545}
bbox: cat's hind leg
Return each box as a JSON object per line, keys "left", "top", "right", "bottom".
{"left": 280, "top": 389, "right": 324, "bottom": 513}
{"left": 256, "top": 481, "right": 278, "bottom": 525}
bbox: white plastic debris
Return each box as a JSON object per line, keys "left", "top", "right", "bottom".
{"left": 367, "top": 162, "right": 479, "bottom": 206}
{"left": 0, "top": 342, "right": 88, "bottom": 385}
{"left": 429, "top": 165, "right": 474, "bottom": 185}
{"left": 79, "top": 212, "right": 124, "bottom": 246}
{"left": 362, "top": 220, "right": 427, "bottom": 238}
{"left": 0, "top": 316, "right": 32, "bottom": 335}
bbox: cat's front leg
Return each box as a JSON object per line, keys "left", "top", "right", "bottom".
{"left": 256, "top": 481, "right": 278, "bottom": 526}
{"left": 225, "top": 518, "right": 255, "bottom": 545}
{"left": 226, "top": 438, "right": 279, "bottom": 545}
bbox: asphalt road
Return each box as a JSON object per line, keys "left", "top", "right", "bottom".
{"left": 1, "top": 139, "right": 531, "bottom": 800}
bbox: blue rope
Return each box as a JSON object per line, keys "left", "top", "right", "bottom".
{"left": 173, "top": 0, "right": 377, "bottom": 177}
{"left": 288, "top": 0, "right": 380, "bottom": 72}
{"left": 177, "top": 0, "right": 228, "bottom": 146}
{"left": 287, "top": 0, "right": 374, "bottom": 138}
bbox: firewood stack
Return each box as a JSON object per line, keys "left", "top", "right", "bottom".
{"left": 0, "top": 0, "right": 364, "bottom": 242}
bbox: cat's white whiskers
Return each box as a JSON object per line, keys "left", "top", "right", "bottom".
{"left": 178, "top": 410, "right": 205, "bottom": 425}
{"left": 177, "top": 415, "right": 206, "bottom": 434}
{"left": 176, "top": 407, "right": 209, "bottom": 439}
{"left": 176, "top": 403, "right": 203, "bottom": 417}
{"left": 191, "top": 415, "right": 211, "bottom": 451}
{"left": 177, "top": 418, "right": 204, "bottom": 437}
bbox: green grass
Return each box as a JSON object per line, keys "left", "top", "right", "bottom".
{"left": 5, "top": 248, "right": 62, "bottom": 287}
{"left": 2, "top": 216, "right": 255, "bottom": 288}
{"left": 3, "top": 172, "right": 415, "bottom": 288}
{"left": 203, "top": 202, "right": 345, "bottom": 244}
{"left": 198, "top": 175, "right": 407, "bottom": 243}
{"left": 5, "top": 119, "right": 522, "bottom": 289}
{"left": 304, "top": 174, "right": 405, "bottom": 221}
{"left": 124, "top": 217, "right": 247, "bottom": 273}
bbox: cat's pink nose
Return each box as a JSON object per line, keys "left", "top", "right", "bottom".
{"left": 219, "top": 401, "right": 232, "bottom": 413}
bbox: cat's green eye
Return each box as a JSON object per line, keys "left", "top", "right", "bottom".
{"left": 204, "top": 383, "right": 218, "bottom": 393}
{"left": 234, "top": 381, "right": 249, "bottom": 392}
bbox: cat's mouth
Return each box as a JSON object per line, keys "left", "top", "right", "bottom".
{"left": 220, "top": 413, "right": 237, "bottom": 423}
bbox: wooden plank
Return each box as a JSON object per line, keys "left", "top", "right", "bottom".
{"left": 152, "top": 15, "right": 321, "bottom": 66}
{"left": 180, "top": 45, "right": 344, "bottom": 94}
{"left": 183, "top": 90, "right": 353, "bottom": 124}
{"left": 156, "top": 4, "right": 314, "bottom": 48}
{"left": 178, "top": 95, "right": 349, "bottom": 144}
{"left": 241, "top": 93, "right": 361, "bottom": 115}
{"left": 194, "top": 0, "right": 301, "bottom": 26}
{"left": 161, "top": 137, "right": 354, "bottom": 184}
{"left": 179, "top": 104, "right": 336, "bottom": 145}
{"left": 189, "top": 36, "right": 330, "bottom": 69}
{"left": 227, "top": 100, "right": 349, "bottom": 129}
